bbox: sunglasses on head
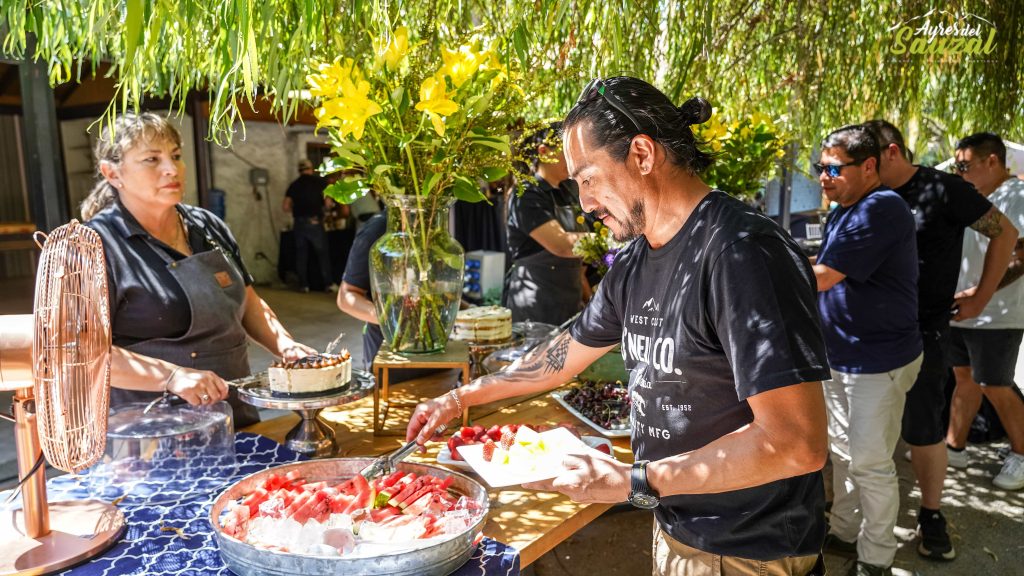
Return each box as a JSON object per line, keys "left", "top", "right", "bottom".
{"left": 576, "top": 78, "right": 645, "bottom": 133}
{"left": 812, "top": 159, "right": 866, "bottom": 178}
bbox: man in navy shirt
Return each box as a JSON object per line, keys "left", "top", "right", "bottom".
{"left": 812, "top": 126, "right": 923, "bottom": 576}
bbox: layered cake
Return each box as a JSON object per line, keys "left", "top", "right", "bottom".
{"left": 451, "top": 306, "right": 512, "bottom": 343}
{"left": 268, "top": 352, "right": 352, "bottom": 397}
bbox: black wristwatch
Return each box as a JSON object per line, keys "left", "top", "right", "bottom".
{"left": 628, "top": 460, "right": 660, "bottom": 509}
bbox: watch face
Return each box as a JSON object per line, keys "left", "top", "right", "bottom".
{"left": 630, "top": 492, "right": 659, "bottom": 509}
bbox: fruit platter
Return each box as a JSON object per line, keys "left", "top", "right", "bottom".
{"left": 437, "top": 424, "right": 612, "bottom": 470}
{"left": 551, "top": 379, "right": 631, "bottom": 437}
{"left": 210, "top": 459, "right": 488, "bottom": 576}
{"left": 443, "top": 424, "right": 616, "bottom": 488}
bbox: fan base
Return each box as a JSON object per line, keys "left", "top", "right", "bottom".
{"left": 0, "top": 500, "right": 126, "bottom": 575}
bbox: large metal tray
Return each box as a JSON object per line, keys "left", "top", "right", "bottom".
{"left": 550, "top": 390, "right": 631, "bottom": 438}
{"left": 210, "top": 459, "right": 489, "bottom": 576}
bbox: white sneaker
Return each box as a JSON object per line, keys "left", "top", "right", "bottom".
{"left": 946, "top": 446, "right": 969, "bottom": 469}
{"left": 993, "top": 452, "right": 1024, "bottom": 490}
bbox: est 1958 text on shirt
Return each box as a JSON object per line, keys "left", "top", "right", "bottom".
{"left": 572, "top": 191, "right": 831, "bottom": 560}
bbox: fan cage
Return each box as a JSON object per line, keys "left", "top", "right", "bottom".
{"left": 32, "top": 221, "right": 112, "bottom": 474}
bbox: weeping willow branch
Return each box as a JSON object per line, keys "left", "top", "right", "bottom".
{"left": 1, "top": 0, "right": 1020, "bottom": 157}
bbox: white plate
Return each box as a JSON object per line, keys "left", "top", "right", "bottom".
{"left": 550, "top": 390, "right": 631, "bottom": 438}
{"left": 435, "top": 444, "right": 473, "bottom": 470}
{"left": 456, "top": 427, "right": 615, "bottom": 488}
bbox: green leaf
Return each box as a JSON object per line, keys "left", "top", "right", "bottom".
{"left": 512, "top": 23, "right": 528, "bottom": 69}
{"left": 124, "top": 0, "right": 144, "bottom": 69}
{"left": 481, "top": 166, "right": 508, "bottom": 182}
{"left": 452, "top": 175, "right": 487, "bottom": 203}
{"left": 323, "top": 178, "right": 371, "bottom": 205}
{"left": 469, "top": 135, "right": 511, "bottom": 155}
{"left": 373, "top": 164, "right": 396, "bottom": 175}
{"left": 422, "top": 171, "right": 442, "bottom": 196}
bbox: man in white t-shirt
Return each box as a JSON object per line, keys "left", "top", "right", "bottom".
{"left": 947, "top": 132, "right": 1024, "bottom": 490}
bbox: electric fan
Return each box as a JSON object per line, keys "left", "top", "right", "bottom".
{"left": 0, "top": 221, "right": 125, "bottom": 575}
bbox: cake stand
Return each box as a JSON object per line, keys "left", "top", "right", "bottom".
{"left": 463, "top": 327, "right": 525, "bottom": 378}
{"left": 236, "top": 370, "right": 375, "bottom": 458}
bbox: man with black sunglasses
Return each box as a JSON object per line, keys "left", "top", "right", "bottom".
{"left": 947, "top": 133, "right": 1024, "bottom": 490}
{"left": 812, "top": 125, "right": 922, "bottom": 576}
{"left": 863, "top": 120, "right": 1018, "bottom": 562}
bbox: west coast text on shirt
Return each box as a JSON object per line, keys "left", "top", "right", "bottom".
{"left": 572, "top": 191, "right": 830, "bottom": 559}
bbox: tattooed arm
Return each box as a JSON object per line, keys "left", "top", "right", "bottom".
{"left": 406, "top": 330, "right": 613, "bottom": 444}
{"left": 997, "top": 238, "right": 1024, "bottom": 290}
{"left": 954, "top": 206, "right": 1020, "bottom": 321}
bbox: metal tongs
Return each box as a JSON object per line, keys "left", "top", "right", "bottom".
{"left": 358, "top": 424, "right": 448, "bottom": 481}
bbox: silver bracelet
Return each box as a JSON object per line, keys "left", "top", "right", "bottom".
{"left": 449, "top": 388, "right": 463, "bottom": 413}
{"left": 163, "top": 367, "right": 181, "bottom": 395}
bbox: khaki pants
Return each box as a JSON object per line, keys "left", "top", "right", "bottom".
{"left": 653, "top": 522, "right": 820, "bottom": 576}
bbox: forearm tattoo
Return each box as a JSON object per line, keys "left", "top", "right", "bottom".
{"left": 998, "top": 238, "right": 1024, "bottom": 290}
{"left": 481, "top": 330, "right": 573, "bottom": 386}
{"left": 970, "top": 206, "right": 1005, "bottom": 238}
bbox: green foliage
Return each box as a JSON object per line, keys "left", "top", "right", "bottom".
{"left": 306, "top": 23, "right": 524, "bottom": 204}
{"left": 3, "top": 0, "right": 1021, "bottom": 159}
{"left": 694, "top": 111, "right": 788, "bottom": 201}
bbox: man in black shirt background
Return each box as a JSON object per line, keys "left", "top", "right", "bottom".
{"left": 865, "top": 120, "right": 1018, "bottom": 562}
{"left": 408, "top": 77, "right": 831, "bottom": 575}
{"left": 283, "top": 159, "right": 337, "bottom": 293}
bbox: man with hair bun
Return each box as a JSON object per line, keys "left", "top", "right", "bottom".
{"left": 408, "top": 76, "right": 831, "bottom": 575}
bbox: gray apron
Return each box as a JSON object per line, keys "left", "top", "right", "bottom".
{"left": 504, "top": 194, "right": 588, "bottom": 326}
{"left": 110, "top": 209, "right": 260, "bottom": 428}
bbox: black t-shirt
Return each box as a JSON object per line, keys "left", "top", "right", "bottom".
{"left": 286, "top": 174, "right": 328, "bottom": 219}
{"left": 894, "top": 166, "right": 992, "bottom": 329}
{"left": 507, "top": 177, "right": 581, "bottom": 261}
{"left": 572, "top": 191, "right": 830, "bottom": 559}
{"left": 87, "top": 200, "right": 254, "bottom": 348}
{"left": 342, "top": 212, "right": 387, "bottom": 365}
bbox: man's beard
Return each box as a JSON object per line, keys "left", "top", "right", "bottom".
{"left": 610, "top": 200, "right": 645, "bottom": 242}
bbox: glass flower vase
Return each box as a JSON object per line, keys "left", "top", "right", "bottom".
{"left": 370, "top": 195, "right": 464, "bottom": 354}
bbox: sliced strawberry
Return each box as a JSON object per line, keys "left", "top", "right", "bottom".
{"left": 486, "top": 425, "right": 502, "bottom": 442}
{"left": 482, "top": 439, "right": 497, "bottom": 462}
{"left": 459, "top": 426, "right": 477, "bottom": 440}
{"left": 499, "top": 429, "right": 516, "bottom": 451}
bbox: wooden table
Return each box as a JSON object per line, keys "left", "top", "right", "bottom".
{"left": 243, "top": 370, "right": 633, "bottom": 568}
{"left": 372, "top": 342, "right": 471, "bottom": 434}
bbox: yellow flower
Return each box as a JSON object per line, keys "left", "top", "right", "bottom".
{"left": 711, "top": 140, "right": 723, "bottom": 152}
{"left": 315, "top": 65, "right": 382, "bottom": 140}
{"left": 751, "top": 112, "right": 772, "bottom": 126}
{"left": 575, "top": 215, "right": 585, "bottom": 225}
{"left": 375, "top": 26, "right": 410, "bottom": 71}
{"left": 307, "top": 58, "right": 361, "bottom": 99}
{"left": 702, "top": 116, "right": 727, "bottom": 140}
{"left": 415, "top": 75, "right": 460, "bottom": 136}
{"left": 740, "top": 126, "right": 752, "bottom": 139}
{"left": 440, "top": 44, "right": 486, "bottom": 88}
{"left": 775, "top": 148, "right": 786, "bottom": 159}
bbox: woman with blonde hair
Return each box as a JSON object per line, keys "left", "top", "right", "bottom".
{"left": 84, "top": 112, "right": 316, "bottom": 427}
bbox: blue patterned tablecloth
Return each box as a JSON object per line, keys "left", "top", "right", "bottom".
{"left": 13, "top": 433, "right": 518, "bottom": 576}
